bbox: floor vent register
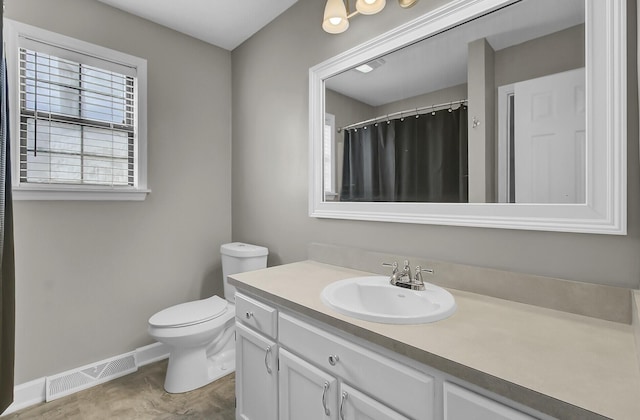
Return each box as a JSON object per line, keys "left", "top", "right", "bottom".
{"left": 45, "top": 352, "right": 138, "bottom": 401}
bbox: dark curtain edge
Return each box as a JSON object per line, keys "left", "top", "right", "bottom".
{"left": 0, "top": 8, "right": 17, "bottom": 412}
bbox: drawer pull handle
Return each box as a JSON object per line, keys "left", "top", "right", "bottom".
{"left": 340, "top": 391, "right": 348, "bottom": 420}
{"left": 245, "top": 311, "right": 254, "bottom": 319}
{"left": 321, "top": 381, "right": 330, "bottom": 416}
{"left": 328, "top": 355, "right": 340, "bottom": 366}
{"left": 264, "top": 345, "right": 273, "bottom": 374}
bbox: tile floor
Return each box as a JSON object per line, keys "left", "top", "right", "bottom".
{"left": 2, "top": 360, "right": 235, "bottom": 419}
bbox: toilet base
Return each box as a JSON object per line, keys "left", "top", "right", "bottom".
{"left": 164, "top": 345, "right": 235, "bottom": 394}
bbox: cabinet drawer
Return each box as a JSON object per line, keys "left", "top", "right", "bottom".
{"left": 340, "top": 383, "right": 410, "bottom": 420}
{"left": 444, "top": 382, "right": 535, "bottom": 420}
{"left": 236, "top": 293, "right": 277, "bottom": 339}
{"left": 279, "top": 312, "right": 434, "bottom": 420}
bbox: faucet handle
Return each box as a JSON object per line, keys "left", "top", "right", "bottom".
{"left": 382, "top": 261, "right": 399, "bottom": 274}
{"left": 414, "top": 266, "right": 434, "bottom": 284}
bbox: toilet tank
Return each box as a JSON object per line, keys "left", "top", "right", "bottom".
{"left": 220, "top": 242, "right": 268, "bottom": 303}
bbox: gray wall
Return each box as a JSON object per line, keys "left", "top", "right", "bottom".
{"left": 326, "top": 89, "right": 375, "bottom": 131}
{"left": 374, "top": 84, "right": 468, "bottom": 117}
{"left": 495, "top": 24, "right": 585, "bottom": 87}
{"left": 468, "top": 38, "right": 496, "bottom": 202}
{"left": 6, "top": 0, "right": 232, "bottom": 383}
{"left": 232, "top": 0, "right": 640, "bottom": 289}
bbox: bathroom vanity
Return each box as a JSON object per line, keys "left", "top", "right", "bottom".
{"left": 230, "top": 260, "right": 640, "bottom": 420}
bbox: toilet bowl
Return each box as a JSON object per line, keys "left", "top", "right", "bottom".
{"left": 148, "top": 242, "right": 268, "bottom": 393}
{"left": 148, "top": 296, "right": 236, "bottom": 393}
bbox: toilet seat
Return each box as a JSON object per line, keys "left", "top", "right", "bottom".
{"left": 149, "top": 296, "right": 228, "bottom": 328}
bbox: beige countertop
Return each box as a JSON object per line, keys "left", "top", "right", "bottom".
{"left": 230, "top": 260, "right": 640, "bottom": 420}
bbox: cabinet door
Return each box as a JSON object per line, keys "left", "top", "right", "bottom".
{"left": 339, "top": 383, "right": 410, "bottom": 420}
{"left": 236, "top": 322, "right": 278, "bottom": 420}
{"left": 279, "top": 313, "right": 434, "bottom": 420}
{"left": 279, "top": 348, "right": 338, "bottom": 420}
{"left": 444, "top": 382, "right": 536, "bottom": 420}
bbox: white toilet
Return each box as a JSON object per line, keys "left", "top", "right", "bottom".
{"left": 148, "top": 242, "right": 268, "bottom": 393}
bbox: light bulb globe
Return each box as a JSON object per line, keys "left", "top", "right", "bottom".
{"left": 323, "top": 0, "right": 350, "bottom": 33}
{"left": 356, "top": 0, "right": 386, "bottom": 15}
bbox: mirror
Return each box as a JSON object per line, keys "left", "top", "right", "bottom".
{"left": 325, "top": 0, "right": 585, "bottom": 204}
{"left": 309, "top": 0, "right": 626, "bottom": 234}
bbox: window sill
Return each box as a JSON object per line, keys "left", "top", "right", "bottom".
{"left": 12, "top": 186, "right": 151, "bottom": 201}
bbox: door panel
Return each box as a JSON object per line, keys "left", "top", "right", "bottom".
{"left": 236, "top": 322, "right": 278, "bottom": 420}
{"left": 279, "top": 348, "right": 338, "bottom": 420}
{"left": 514, "top": 68, "right": 585, "bottom": 203}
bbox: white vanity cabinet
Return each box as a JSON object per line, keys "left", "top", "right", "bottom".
{"left": 279, "top": 348, "right": 339, "bottom": 420}
{"left": 235, "top": 291, "right": 548, "bottom": 420}
{"left": 278, "top": 312, "right": 434, "bottom": 420}
{"left": 235, "top": 293, "right": 279, "bottom": 420}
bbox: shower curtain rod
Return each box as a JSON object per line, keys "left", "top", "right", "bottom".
{"left": 338, "top": 98, "right": 468, "bottom": 132}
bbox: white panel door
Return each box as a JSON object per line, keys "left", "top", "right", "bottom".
{"left": 236, "top": 322, "right": 278, "bottom": 420}
{"left": 514, "top": 68, "right": 585, "bottom": 203}
{"left": 279, "top": 348, "right": 338, "bottom": 420}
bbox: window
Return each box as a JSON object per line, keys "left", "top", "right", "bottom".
{"left": 20, "top": 50, "right": 134, "bottom": 186}
{"left": 5, "top": 20, "right": 149, "bottom": 200}
{"left": 323, "top": 113, "right": 337, "bottom": 200}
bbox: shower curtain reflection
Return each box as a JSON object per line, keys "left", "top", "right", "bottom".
{"left": 340, "top": 106, "right": 468, "bottom": 203}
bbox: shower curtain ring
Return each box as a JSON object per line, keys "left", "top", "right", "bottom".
{"left": 415, "top": 108, "right": 419, "bottom": 118}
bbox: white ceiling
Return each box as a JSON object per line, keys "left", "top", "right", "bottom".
{"left": 96, "top": 0, "right": 299, "bottom": 51}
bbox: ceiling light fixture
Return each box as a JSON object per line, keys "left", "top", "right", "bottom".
{"left": 354, "top": 58, "right": 386, "bottom": 73}
{"left": 323, "top": 0, "right": 417, "bottom": 34}
{"left": 398, "top": 0, "right": 419, "bottom": 8}
{"left": 355, "top": 64, "right": 375, "bottom": 73}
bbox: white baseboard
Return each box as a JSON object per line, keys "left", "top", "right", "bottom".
{"left": 1, "top": 342, "right": 169, "bottom": 416}
{"left": 135, "top": 342, "right": 170, "bottom": 367}
{"left": 0, "top": 377, "right": 46, "bottom": 416}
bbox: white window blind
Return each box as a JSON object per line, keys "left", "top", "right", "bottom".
{"left": 19, "top": 45, "right": 136, "bottom": 187}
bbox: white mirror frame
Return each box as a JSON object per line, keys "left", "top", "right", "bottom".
{"left": 309, "top": 0, "right": 626, "bottom": 234}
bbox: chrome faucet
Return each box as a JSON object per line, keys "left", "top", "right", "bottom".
{"left": 382, "top": 260, "right": 433, "bottom": 291}
{"left": 398, "top": 260, "right": 412, "bottom": 283}
{"left": 383, "top": 260, "right": 410, "bottom": 285}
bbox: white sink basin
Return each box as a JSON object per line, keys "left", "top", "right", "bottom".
{"left": 321, "top": 276, "right": 456, "bottom": 324}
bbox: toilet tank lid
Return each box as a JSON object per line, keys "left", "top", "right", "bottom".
{"left": 220, "top": 242, "right": 269, "bottom": 258}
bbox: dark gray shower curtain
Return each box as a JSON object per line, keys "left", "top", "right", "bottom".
{"left": 0, "top": 16, "right": 17, "bottom": 413}
{"left": 340, "top": 106, "right": 468, "bottom": 203}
